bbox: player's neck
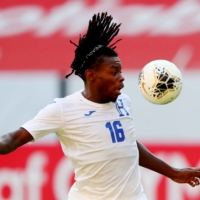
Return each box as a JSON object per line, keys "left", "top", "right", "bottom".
{"left": 82, "top": 89, "right": 109, "bottom": 104}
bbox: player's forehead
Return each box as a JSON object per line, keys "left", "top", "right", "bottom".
{"left": 100, "top": 56, "right": 122, "bottom": 70}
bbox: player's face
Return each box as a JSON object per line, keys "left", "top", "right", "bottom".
{"left": 94, "top": 56, "right": 124, "bottom": 102}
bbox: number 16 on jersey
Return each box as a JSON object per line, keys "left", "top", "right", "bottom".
{"left": 105, "top": 121, "right": 125, "bottom": 143}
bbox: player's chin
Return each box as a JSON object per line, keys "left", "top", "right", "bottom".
{"left": 110, "top": 91, "right": 121, "bottom": 102}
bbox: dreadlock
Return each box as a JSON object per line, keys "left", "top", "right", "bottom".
{"left": 65, "top": 12, "right": 122, "bottom": 79}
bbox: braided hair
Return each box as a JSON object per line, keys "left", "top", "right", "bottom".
{"left": 66, "top": 12, "right": 121, "bottom": 79}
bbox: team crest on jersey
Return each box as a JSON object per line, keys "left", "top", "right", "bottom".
{"left": 116, "top": 99, "right": 129, "bottom": 117}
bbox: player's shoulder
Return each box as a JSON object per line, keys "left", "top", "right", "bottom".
{"left": 53, "top": 90, "right": 82, "bottom": 105}
{"left": 117, "top": 93, "right": 133, "bottom": 116}
{"left": 117, "top": 93, "right": 131, "bottom": 103}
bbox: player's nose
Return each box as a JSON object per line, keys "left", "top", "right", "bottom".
{"left": 119, "top": 73, "right": 125, "bottom": 82}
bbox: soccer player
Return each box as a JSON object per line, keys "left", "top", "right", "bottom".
{"left": 0, "top": 12, "right": 200, "bottom": 200}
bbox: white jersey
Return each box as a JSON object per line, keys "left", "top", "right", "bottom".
{"left": 22, "top": 90, "right": 145, "bottom": 200}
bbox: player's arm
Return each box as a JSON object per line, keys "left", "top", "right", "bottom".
{"left": 0, "top": 128, "right": 33, "bottom": 154}
{"left": 137, "top": 140, "right": 200, "bottom": 187}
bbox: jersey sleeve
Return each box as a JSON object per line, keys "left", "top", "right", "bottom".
{"left": 21, "top": 99, "right": 63, "bottom": 141}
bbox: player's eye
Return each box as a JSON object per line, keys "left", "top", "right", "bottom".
{"left": 113, "top": 71, "right": 117, "bottom": 75}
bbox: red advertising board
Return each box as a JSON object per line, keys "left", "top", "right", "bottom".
{"left": 1, "top": 0, "right": 200, "bottom": 73}
{"left": 0, "top": 144, "right": 74, "bottom": 200}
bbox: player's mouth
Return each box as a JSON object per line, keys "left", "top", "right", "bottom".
{"left": 116, "top": 84, "right": 124, "bottom": 94}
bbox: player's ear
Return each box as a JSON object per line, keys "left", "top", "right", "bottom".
{"left": 84, "top": 69, "right": 96, "bottom": 82}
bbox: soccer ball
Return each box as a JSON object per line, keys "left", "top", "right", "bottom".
{"left": 138, "top": 59, "right": 182, "bottom": 105}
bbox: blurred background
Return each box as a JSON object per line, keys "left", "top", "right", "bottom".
{"left": 0, "top": 0, "right": 200, "bottom": 199}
